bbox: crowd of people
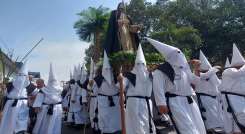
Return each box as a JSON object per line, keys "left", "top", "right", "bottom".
{"left": 0, "top": 37, "right": 245, "bottom": 134}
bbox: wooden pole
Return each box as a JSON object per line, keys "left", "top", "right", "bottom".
{"left": 119, "top": 67, "right": 126, "bottom": 134}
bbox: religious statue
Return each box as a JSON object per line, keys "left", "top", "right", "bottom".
{"left": 103, "top": 2, "right": 142, "bottom": 55}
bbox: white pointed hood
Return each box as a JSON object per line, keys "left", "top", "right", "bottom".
{"left": 146, "top": 37, "right": 189, "bottom": 69}
{"left": 135, "top": 44, "right": 146, "bottom": 65}
{"left": 69, "top": 69, "right": 73, "bottom": 80}
{"left": 46, "top": 63, "right": 62, "bottom": 93}
{"left": 102, "top": 51, "right": 114, "bottom": 85}
{"left": 199, "top": 50, "right": 212, "bottom": 71}
{"left": 80, "top": 63, "right": 88, "bottom": 83}
{"left": 231, "top": 43, "right": 245, "bottom": 67}
{"left": 10, "top": 60, "right": 29, "bottom": 98}
{"left": 72, "top": 65, "right": 78, "bottom": 80}
{"left": 225, "top": 57, "right": 230, "bottom": 68}
{"left": 132, "top": 44, "right": 148, "bottom": 82}
{"left": 89, "top": 58, "right": 95, "bottom": 80}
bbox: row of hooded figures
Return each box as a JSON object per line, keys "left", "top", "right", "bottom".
{"left": 0, "top": 37, "right": 245, "bottom": 134}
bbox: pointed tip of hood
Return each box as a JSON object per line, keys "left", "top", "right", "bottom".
{"left": 199, "top": 50, "right": 212, "bottom": 70}
{"left": 69, "top": 69, "right": 73, "bottom": 80}
{"left": 135, "top": 44, "right": 146, "bottom": 65}
{"left": 225, "top": 57, "right": 230, "bottom": 68}
{"left": 18, "top": 60, "right": 28, "bottom": 75}
{"left": 146, "top": 37, "right": 178, "bottom": 58}
{"left": 103, "top": 50, "right": 111, "bottom": 69}
{"left": 47, "top": 63, "right": 57, "bottom": 86}
{"left": 47, "top": 63, "right": 61, "bottom": 92}
{"left": 146, "top": 37, "right": 189, "bottom": 69}
{"left": 231, "top": 43, "right": 245, "bottom": 67}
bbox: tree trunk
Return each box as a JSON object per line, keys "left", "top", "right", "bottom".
{"left": 93, "top": 31, "right": 102, "bottom": 63}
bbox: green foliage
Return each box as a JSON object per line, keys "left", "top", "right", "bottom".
{"left": 109, "top": 51, "right": 164, "bottom": 67}
{"left": 74, "top": 6, "right": 110, "bottom": 42}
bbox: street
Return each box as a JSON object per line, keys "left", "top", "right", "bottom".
{"left": 61, "top": 123, "right": 176, "bottom": 134}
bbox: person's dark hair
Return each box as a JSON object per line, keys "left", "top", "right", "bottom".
{"left": 69, "top": 79, "right": 75, "bottom": 84}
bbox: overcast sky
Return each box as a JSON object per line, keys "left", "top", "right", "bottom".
{"left": 0, "top": 0, "right": 156, "bottom": 82}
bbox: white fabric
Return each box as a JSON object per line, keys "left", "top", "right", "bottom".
{"left": 70, "top": 70, "right": 73, "bottom": 79}
{"left": 153, "top": 69, "right": 206, "bottom": 134}
{"left": 123, "top": 70, "right": 157, "bottom": 134}
{"left": 66, "top": 84, "right": 89, "bottom": 125}
{"left": 231, "top": 43, "right": 245, "bottom": 67}
{"left": 32, "top": 91, "right": 62, "bottom": 134}
{"left": 194, "top": 67, "right": 223, "bottom": 129}
{"left": 221, "top": 94, "right": 243, "bottom": 133}
{"left": 80, "top": 64, "right": 88, "bottom": 83}
{"left": 199, "top": 95, "right": 223, "bottom": 129}
{"left": 199, "top": 50, "right": 212, "bottom": 71}
{"left": 132, "top": 44, "right": 148, "bottom": 82}
{"left": 95, "top": 80, "right": 121, "bottom": 133}
{"left": 221, "top": 65, "right": 245, "bottom": 133}
{"left": 46, "top": 63, "right": 62, "bottom": 94}
{"left": 102, "top": 51, "right": 114, "bottom": 85}
{"left": 88, "top": 83, "right": 99, "bottom": 129}
{"left": 89, "top": 58, "right": 96, "bottom": 80}
{"left": 135, "top": 44, "right": 146, "bottom": 65}
{"left": 0, "top": 98, "right": 29, "bottom": 134}
{"left": 195, "top": 68, "right": 221, "bottom": 95}
{"left": 73, "top": 65, "right": 80, "bottom": 81}
{"left": 72, "top": 66, "right": 77, "bottom": 80}
{"left": 146, "top": 37, "right": 177, "bottom": 58}
{"left": 0, "top": 61, "right": 29, "bottom": 134}
{"left": 32, "top": 64, "right": 63, "bottom": 134}
{"left": 225, "top": 57, "right": 231, "bottom": 68}
{"left": 146, "top": 37, "right": 190, "bottom": 70}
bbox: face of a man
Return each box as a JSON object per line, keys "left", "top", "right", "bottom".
{"left": 36, "top": 79, "right": 44, "bottom": 89}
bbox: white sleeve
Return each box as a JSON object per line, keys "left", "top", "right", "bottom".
{"left": 223, "top": 66, "right": 245, "bottom": 78}
{"left": 153, "top": 71, "right": 167, "bottom": 106}
{"left": 210, "top": 75, "right": 221, "bottom": 86}
{"left": 32, "top": 93, "right": 45, "bottom": 108}
{"left": 200, "top": 67, "right": 219, "bottom": 79}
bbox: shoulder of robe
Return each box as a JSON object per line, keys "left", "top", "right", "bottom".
{"left": 124, "top": 72, "right": 136, "bottom": 87}
{"left": 6, "top": 82, "right": 14, "bottom": 93}
{"left": 94, "top": 75, "right": 104, "bottom": 88}
{"left": 26, "top": 83, "right": 37, "bottom": 95}
{"left": 81, "top": 78, "right": 89, "bottom": 89}
{"left": 157, "top": 63, "right": 175, "bottom": 83}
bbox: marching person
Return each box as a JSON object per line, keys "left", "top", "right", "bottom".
{"left": 146, "top": 37, "right": 206, "bottom": 134}
{"left": 27, "top": 78, "right": 45, "bottom": 133}
{"left": 221, "top": 44, "right": 245, "bottom": 134}
{"left": 32, "top": 63, "right": 63, "bottom": 134}
{"left": 0, "top": 61, "right": 30, "bottom": 134}
{"left": 92, "top": 51, "right": 121, "bottom": 134}
{"left": 117, "top": 45, "right": 160, "bottom": 134}
{"left": 194, "top": 50, "right": 224, "bottom": 132}
{"left": 78, "top": 58, "right": 101, "bottom": 133}
{"left": 66, "top": 65, "right": 89, "bottom": 127}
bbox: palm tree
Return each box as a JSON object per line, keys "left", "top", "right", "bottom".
{"left": 74, "top": 6, "right": 110, "bottom": 62}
